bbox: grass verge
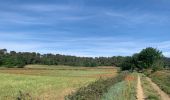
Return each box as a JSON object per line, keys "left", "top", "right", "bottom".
{"left": 101, "top": 73, "right": 137, "bottom": 100}
{"left": 141, "top": 74, "right": 161, "bottom": 100}
{"left": 149, "top": 71, "right": 170, "bottom": 95}
{"left": 65, "top": 72, "right": 128, "bottom": 100}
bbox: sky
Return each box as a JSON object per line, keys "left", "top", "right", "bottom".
{"left": 0, "top": 0, "right": 170, "bottom": 57}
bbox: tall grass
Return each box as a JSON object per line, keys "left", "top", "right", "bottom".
{"left": 102, "top": 73, "right": 137, "bottom": 100}
{"left": 65, "top": 72, "right": 128, "bottom": 100}
{"left": 0, "top": 65, "right": 117, "bottom": 100}
{"left": 149, "top": 71, "right": 170, "bottom": 95}
{"left": 0, "top": 73, "right": 96, "bottom": 100}
{"left": 141, "top": 74, "right": 160, "bottom": 100}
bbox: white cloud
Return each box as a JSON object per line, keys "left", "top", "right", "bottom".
{"left": 163, "top": 52, "right": 170, "bottom": 57}
{"left": 0, "top": 2, "right": 170, "bottom": 57}
{"left": 0, "top": 41, "right": 41, "bottom": 51}
{"left": 0, "top": 34, "right": 170, "bottom": 57}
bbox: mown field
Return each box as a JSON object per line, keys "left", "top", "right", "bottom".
{"left": 0, "top": 65, "right": 117, "bottom": 100}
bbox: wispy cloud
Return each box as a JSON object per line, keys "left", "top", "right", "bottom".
{"left": 0, "top": 3, "right": 93, "bottom": 26}
{"left": 0, "top": 0, "right": 170, "bottom": 57}
{"left": 105, "top": 11, "right": 169, "bottom": 26}
{"left": 0, "top": 11, "right": 48, "bottom": 25}
{"left": 0, "top": 32, "right": 170, "bottom": 57}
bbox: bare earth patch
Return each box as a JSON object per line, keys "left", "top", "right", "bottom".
{"left": 137, "top": 75, "right": 145, "bottom": 100}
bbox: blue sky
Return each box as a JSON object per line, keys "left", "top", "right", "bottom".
{"left": 0, "top": 0, "right": 170, "bottom": 57}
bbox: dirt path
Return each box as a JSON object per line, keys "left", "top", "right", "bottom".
{"left": 146, "top": 77, "right": 170, "bottom": 100}
{"left": 137, "top": 75, "right": 145, "bottom": 100}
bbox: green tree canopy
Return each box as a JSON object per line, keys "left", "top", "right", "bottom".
{"left": 138, "top": 47, "right": 164, "bottom": 70}
{"left": 121, "top": 47, "right": 164, "bottom": 71}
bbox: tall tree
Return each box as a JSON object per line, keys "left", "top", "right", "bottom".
{"left": 138, "top": 47, "right": 164, "bottom": 70}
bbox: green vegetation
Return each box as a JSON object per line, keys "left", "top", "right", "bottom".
{"left": 149, "top": 71, "right": 170, "bottom": 95}
{"left": 0, "top": 47, "right": 169, "bottom": 100}
{"left": 121, "top": 47, "right": 164, "bottom": 72}
{"left": 141, "top": 74, "right": 161, "bottom": 100}
{"left": 0, "top": 49, "right": 125, "bottom": 68}
{"left": 102, "top": 81, "right": 127, "bottom": 100}
{"left": 102, "top": 73, "right": 137, "bottom": 100}
{"left": 66, "top": 72, "right": 127, "bottom": 100}
{"left": 0, "top": 73, "right": 90, "bottom": 100}
{"left": 0, "top": 48, "right": 169, "bottom": 70}
{"left": 0, "top": 65, "right": 117, "bottom": 100}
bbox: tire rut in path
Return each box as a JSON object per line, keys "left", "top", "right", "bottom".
{"left": 146, "top": 77, "right": 170, "bottom": 100}
{"left": 137, "top": 75, "right": 145, "bottom": 100}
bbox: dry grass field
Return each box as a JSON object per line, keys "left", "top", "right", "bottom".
{"left": 0, "top": 65, "right": 117, "bottom": 100}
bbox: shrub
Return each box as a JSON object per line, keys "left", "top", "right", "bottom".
{"left": 17, "top": 91, "right": 32, "bottom": 100}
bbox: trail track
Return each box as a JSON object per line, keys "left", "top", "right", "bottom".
{"left": 146, "top": 77, "right": 170, "bottom": 100}
{"left": 137, "top": 75, "right": 145, "bottom": 100}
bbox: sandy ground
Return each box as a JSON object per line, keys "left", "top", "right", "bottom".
{"left": 146, "top": 77, "right": 170, "bottom": 100}
{"left": 137, "top": 75, "right": 145, "bottom": 100}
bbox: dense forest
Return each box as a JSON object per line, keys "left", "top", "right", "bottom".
{"left": 0, "top": 49, "right": 125, "bottom": 68}
{"left": 0, "top": 48, "right": 169, "bottom": 69}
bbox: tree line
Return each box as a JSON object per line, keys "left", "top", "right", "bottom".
{"left": 0, "top": 49, "right": 125, "bottom": 68}
{"left": 0, "top": 48, "right": 169, "bottom": 69}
